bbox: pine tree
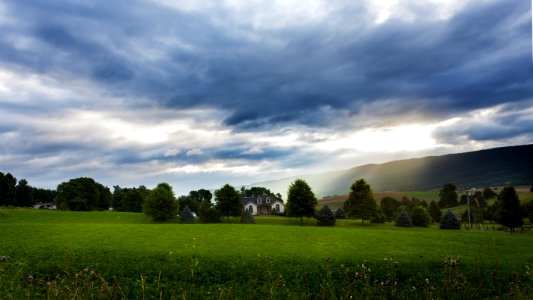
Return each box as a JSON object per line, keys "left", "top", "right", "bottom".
{"left": 335, "top": 208, "right": 346, "bottom": 219}
{"left": 179, "top": 205, "right": 195, "bottom": 224}
{"left": 440, "top": 209, "right": 461, "bottom": 230}
{"left": 395, "top": 209, "right": 412, "bottom": 227}
{"left": 240, "top": 209, "right": 256, "bottom": 224}
{"left": 316, "top": 205, "right": 336, "bottom": 226}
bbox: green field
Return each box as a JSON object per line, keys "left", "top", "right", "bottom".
{"left": 1, "top": 208, "right": 532, "bottom": 299}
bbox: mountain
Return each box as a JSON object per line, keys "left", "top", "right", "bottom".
{"left": 249, "top": 144, "right": 533, "bottom": 197}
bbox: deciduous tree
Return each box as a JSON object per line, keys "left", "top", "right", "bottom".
{"left": 380, "top": 196, "right": 401, "bottom": 221}
{"left": 215, "top": 184, "right": 242, "bottom": 220}
{"left": 15, "top": 179, "right": 33, "bottom": 207}
{"left": 344, "top": 179, "right": 377, "bottom": 225}
{"left": 143, "top": 183, "right": 178, "bottom": 222}
{"left": 494, "top": 185, "right": 523, "bottom": 232}
{"left": 286, "top": 179, "right": 317, "bottom": 225}
{"left": 411, "top": 206, "right": 431, "bottom": 227}
{"left": 438, "top": 183, "right": 458, "bottom": 208}
{"left": 428, "top": 200, "right": 442, "bottom": 223}
{"left": 56, "top": 177, "right": 111, "bottom": 211}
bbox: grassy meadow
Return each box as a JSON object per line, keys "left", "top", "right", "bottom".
{"left": 1, "top": 208, "right": 532, "bottom": 299}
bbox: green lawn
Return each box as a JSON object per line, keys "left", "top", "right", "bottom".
{"left": 1, "top": 208, "right": 532, "bottom": 298}
{"left": 1, "top": 208, "right": 531, "bottom": 266}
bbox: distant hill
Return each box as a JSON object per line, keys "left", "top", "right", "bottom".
{"left": 250, "top": 144, "right": 533, "bottom": 197}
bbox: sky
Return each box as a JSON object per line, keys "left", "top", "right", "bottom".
{"left": 0, "top": 0, "right": 532, "bottom": 196}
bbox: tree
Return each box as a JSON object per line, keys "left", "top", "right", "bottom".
{"left": 472, "top": 191, "right": 487, "bottom": 208}
{"left": 0, "top": 172, "right": 17, "bottom": 206}
{"left": 56, "top": 177, "right": 111, "bottom": 211}
{"left": 482, "top": 187, "right": 497, "bottom": 200}
{"left": 186, "top": 189, "right": 213, "bottom": 212}
{"left": 243, "top": 187, "right": 276, "bottom": 198}
{"left": 15, "top": 179, "right": 33, "bottom": 207}
{"left": 438, "top": 183, "right": 458, "bottom": 208}
{"left": 395, "top": 209, "right": 412, "bottom": 227}
{"left": 428, "top": 200, "right": 442, "bottom": 223}
{"left": 370, "top": 208, "right": 386, "bottom": 223}
{"left": 198, "top": 199, "right": 220, "bottom": 223}
{"left": 113, "top": 186, "right": 148, "bottom": 212}
{"left": 286, "top": 179, "right": 317, "bottom": 225}
{"left": 335, "top": 208, "right": 346, "bottom": 219}
{"left": 240, "top": 209, "right": 256, "bottom": 224}
{"left": 344, "top": 179, "right": 377, "bottom": 225}
{"left": 528, "top": 200, "right": 533, "bottom": 223}
{"left": 411, "top": 206, "right": 431, "bottom": 227}
{"left": 440, "top": 210, "right": 461, "bottom": 229}
{"left": 215, "top": 184, "right": 242, "bottom": 220}
{"left": 179, "top": 205, "right": 195, "bottom": 224}
{"left": 494, "top": 185, "right": 523, "bottom": 232}
{"left": 143, "top": 183, "right": 178, "bottom": 222}
{"left": 316, "top": 205, "right": 336, "bottom": 226}
{"left": 380, "top": 196, "right": 401, "bottom": 221}
{"left": 32, "top": 187, "right": 56, "bottom": 204}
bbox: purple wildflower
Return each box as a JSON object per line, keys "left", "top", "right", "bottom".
{"left": 27, "top": 275, "right": 33, "bottom": 283}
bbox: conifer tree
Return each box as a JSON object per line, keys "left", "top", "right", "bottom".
{"left": 395, "top": 208, "right": 412, "bottom": 227}
{"left": 440, "top": 209, "right": 461, "bottom": 230}
{"left": 179, "top": 205, "right": 195, "bottom": 224}
{"left": 240, "top": 209, "right": 256, "bottom": 224}
{"left": 316, "top": 205, "right": 336, "bottom": 226}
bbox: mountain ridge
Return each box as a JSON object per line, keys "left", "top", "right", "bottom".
{"left": 249, "top": 144, "right": 533, "bottom": 197}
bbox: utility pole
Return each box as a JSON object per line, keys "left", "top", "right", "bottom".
{"left": 466, "top": 188, "right": 475, "bottom": 230}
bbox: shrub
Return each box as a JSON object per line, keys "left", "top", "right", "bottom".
{"left": 440, "top": 210, "right": 461, "bottom": 230}
{"left": 335, "top": 208, "right": 346, "bottom": 219}
{"left": 198, "top": 199, "right": 220, "bottom": 223}
{"left": 370, "top": 208, "right": 385, "bottom": 223}
{"left": 395, "top": 209, "right": 412, "bottom": 227}
{"left": 240, "top": 209, "right": 256, "bottom": 224}
{"left": 411, "top": 206, "right": 431, "bottom": 227}
{"left": 179, "top": 205, "right": 195, "bottom": 224}
{"left": 316, "top": 205, "right": 336, "bottom": 226}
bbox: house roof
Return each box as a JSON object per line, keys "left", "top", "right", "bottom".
{"left": 242, "top": 195, "right": 283, "bottom": 206}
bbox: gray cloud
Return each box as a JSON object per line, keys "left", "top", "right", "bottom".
{"left": 1, "top": 0, "right": 532, "bottom": 193}
{"left": 2, "top": 0, "right": 530, "bottom": 131}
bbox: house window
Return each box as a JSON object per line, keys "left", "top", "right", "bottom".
{"left": 275, "top": 204, "right": 280, "bottom": 212}
{"left": 249, "top": 205, "right": 253, "bottom": 213}
{"left": 257, "top": 198, "right": 262, "bottom": 204}
{"left": 266, "top": 197, "right": 271, "bottom": 203}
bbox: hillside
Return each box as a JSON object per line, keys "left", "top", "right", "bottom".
{"left": 250, "top": 144, "right": 533, "bottom": 197}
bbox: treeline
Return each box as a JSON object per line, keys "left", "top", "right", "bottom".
{"left": 283, "top": 178, "right": 532, "bottom": 232}
{"left": 0, "top": 172, "right": 56, "bottom": 207}
{"left": 2, "top": 170, "right": 532, "bottom": 232}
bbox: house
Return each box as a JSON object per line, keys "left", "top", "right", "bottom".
{"left": 242, "top": 195, "right": 284, "bottom": 215}
{"left": 33, "top": 203, "right": 57, "bottom": 210}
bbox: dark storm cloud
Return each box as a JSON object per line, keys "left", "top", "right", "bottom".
{"left": 1, "top": 0, "right": 531, "bottom": 134}
{"left": 433, "top": 103, "right": 533, "bottom": 144}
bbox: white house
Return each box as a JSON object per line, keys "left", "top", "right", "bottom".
{"left": 242, "top": 195, "right": 284, "bottom": 215}
{"left": 33, "top": 203, "right": 57, "bottom": 210}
